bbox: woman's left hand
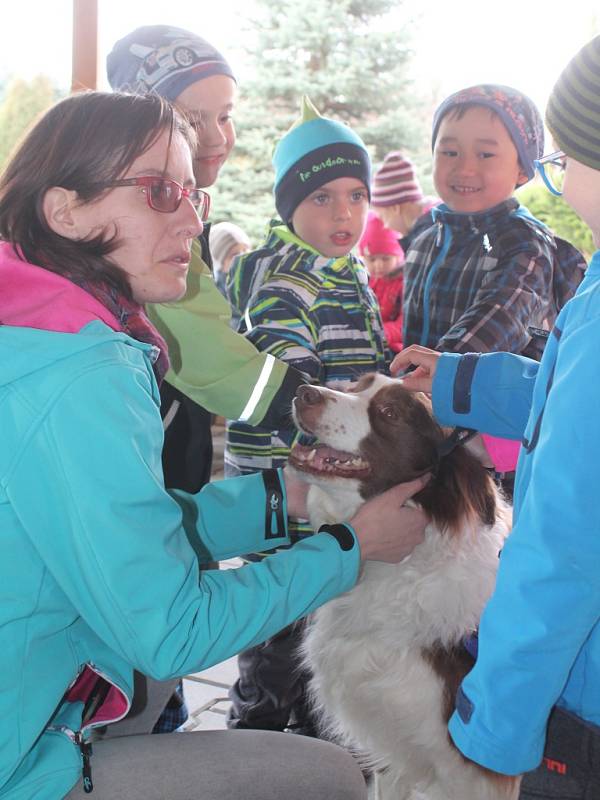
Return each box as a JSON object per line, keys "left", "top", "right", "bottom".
{"left": 282, "top": 466, "right": 309, "bottom": 519}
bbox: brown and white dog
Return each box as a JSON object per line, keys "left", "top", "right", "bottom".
{"left": 289, "top": 374, "right": 517, "bottom": 800}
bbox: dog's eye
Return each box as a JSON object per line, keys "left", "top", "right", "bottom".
{"left": 378, "top": 405, "right": 400, "bottom": 421}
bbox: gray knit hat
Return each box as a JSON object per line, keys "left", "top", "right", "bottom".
{"left": 546, "top": 35, "right": 600, "bottom": 171}
{"left": 107, "top": 25, "right": 235, "bottom": 101}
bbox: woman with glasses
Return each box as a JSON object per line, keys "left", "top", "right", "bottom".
{"left": 0, "top": 90, "right": 429, "bottom": 800}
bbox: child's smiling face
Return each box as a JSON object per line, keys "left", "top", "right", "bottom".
{"left": 291, "top": 177, "right": 369, "bottom": 257}
{"left": 433, "top": 105, "right": 528, "bottom": 214}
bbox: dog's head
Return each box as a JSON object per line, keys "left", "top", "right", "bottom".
{"left": 290, "top": 373, "right": 498, "bottom": 532}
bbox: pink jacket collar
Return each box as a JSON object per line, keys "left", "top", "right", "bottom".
{"left": 0, "top": 242, "right": 121, "bottom": 333}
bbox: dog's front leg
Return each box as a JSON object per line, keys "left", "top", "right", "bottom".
{"left": 371, "top": 768, "right": 416, "bottom": 800}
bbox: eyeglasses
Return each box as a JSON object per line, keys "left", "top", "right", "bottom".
{"left": 107, "top": 177, "right": 211, "bottom": 219}
{"left": 534, "top": 150, "right": 566, "bottom": 197}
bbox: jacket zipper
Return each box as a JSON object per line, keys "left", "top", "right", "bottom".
{"left": 75, "top": 732, "right": 94, "bottom": 793}
{"left": 46, "top": 726, "right": 95, "bottom": 793}
{"left": 421, "top": 222, "right": 452, "bottom": 346}
{"left": 49, "top": 663, "right": 131, "bottom": 794}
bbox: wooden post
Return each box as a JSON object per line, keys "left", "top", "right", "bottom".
{"left": 71, "top": 0, "right": 99, "bottom": 92}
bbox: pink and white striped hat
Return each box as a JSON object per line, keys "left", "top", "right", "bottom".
{"left": 371, "top": 151, "right": 424, "bottom": 207}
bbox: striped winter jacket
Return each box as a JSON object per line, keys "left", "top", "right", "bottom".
{"left": 403, "top": 199, "right": 586, "bottom": 360}
{"left": 225, "top": 223, "right": 390, "bottom": 538}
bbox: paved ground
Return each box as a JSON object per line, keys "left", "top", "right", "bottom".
{"left": 181, "top": 418, "right": 237, "bottom": 731}
{"left": 181, "top": 651, "right": 238, "bottom": 732}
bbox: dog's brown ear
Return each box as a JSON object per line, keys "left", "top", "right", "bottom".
{"left": 464, "top": 434, "right": 494, "bottom": 469}
{"left": 419, "top": 447, "right": 498, "bottom": 532}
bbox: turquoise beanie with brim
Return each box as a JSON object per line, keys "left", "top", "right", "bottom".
{"left": 272, "top": 97, "right": 370, "bottom": 222}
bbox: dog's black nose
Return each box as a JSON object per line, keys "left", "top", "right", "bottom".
{"left": 295, "top": 384, "right": 323, "bottom": 406}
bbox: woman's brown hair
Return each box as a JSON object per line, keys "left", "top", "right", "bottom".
{"left": 0, "top": 91, "right": 195, "bottom": 299}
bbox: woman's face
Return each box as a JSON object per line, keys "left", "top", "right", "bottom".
{"left": 72, "top": 129, "right": 202, "bottom": 304}
{"left": 176, "top": 74, "right": 236, "bottom": 188}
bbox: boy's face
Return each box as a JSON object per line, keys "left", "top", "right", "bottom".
{"left": 375, "top": 202, "right": 421, "bottom": 236}
{"left": 176, "top": 74, "right": 236, "bottom": 189}
{"left": 291, "top": 177, "right": 369, "bottom": 258}
{"left": 433, "top": 106, "right": 528, "bottom": 214}
{"left": 563, "top": 157, "right": 600, "bottom": 247}
{"left": 363, "top": 253, "right": 402, "bottom": 280}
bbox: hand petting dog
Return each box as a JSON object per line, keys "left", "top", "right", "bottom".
{"left": 349, "top": 477, "right": 430, "bottom": 563}
{"left": 391, "top": 344, "right": 441, "bottom": 393}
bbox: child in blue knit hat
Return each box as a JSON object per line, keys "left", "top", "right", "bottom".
{"left": 402, "top": 83, "right": 586, "bottom": 492}
{"left": 225, "top": 97, "right": 390, "bottom": 734}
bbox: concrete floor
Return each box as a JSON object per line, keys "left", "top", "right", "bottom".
{"left": 181, "top": 418, "right": 237, "bottom": 731}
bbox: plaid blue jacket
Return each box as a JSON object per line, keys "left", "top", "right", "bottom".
{"left": 225, "top": 223, "right": 389, "bottom": 540}
{"left": 403, "top": 199, "right": 586, "bottom": 359}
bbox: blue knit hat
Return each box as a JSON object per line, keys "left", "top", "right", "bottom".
{"left": 431, "top": 84, "right": 544, "bottom": 179}
{"left": 107, "top": 25, "right": 235, "bottom": 101}
{"left": 272, "top": 97, "right": 371, "bottom": 222}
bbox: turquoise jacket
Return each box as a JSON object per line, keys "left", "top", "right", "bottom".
{"left": 431, "top": 251, "right": 600, "bottom": 774}
{"left": 0, "top": 247, "right": 360, "bottom": 798}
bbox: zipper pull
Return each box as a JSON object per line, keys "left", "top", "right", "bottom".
{"left": 79, "top": 736, "right": 94, "bottom": 794}
{"left": 435, "top": 221, "right": 443, "bottom": 247}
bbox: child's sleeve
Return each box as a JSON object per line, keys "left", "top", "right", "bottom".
{"left": 383, "top": 318, "right": 403, "bottom": 352}
{"left": 436, "top": 229, "right": 554, "bottom": 355}
{"left": 243, "top": 274, "right": 323, "bottom": 384}
{"left": 147, "top": 243, "right": 304, "bottom": 427}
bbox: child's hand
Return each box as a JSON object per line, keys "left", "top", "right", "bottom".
{"left": 391, "top": 345, "right": 441, "bottom": 394}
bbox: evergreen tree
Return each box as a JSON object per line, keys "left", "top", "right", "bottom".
{"left": 0, "top": 76, "right": 60, "bottom": 170}
{"left": 211, "top": 0, "right": 423, "bottom": 241}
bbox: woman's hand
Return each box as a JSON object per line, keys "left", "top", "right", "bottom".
{"left": 350, "top": 475, "right": 430, "bottom": 563}
{"left": 391, "top": 345, "right": 441, "bottom": 394}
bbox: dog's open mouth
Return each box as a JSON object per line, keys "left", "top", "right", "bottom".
{"left": 289, "top": 443, "right": 371, "bottom": 478}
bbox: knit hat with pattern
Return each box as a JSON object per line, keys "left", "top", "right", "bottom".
{"left": 107, "top": 25, "right": 235, "bottom": 101}
{"left": 547, "top": 36, "right": 600, "bottom": 170}
{"left": 371, "top": 151, "right": 424, "bottom": 207}
{"left": 358, "top": 212, "right": 403, "bottom": 256}
{"left": 431, "top": 84, "right": 544, "bottom": 179}
{"left": 272, "top": 96, "right": 371, "bottom": 223}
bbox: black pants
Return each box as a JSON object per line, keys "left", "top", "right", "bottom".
{"left": 161, "top": 381, "right": 213, "bottom": 493}
{"left": 519, "top": 707, "right": 600, "bottom": 799}
{"left": 227, "top": 620, "right": 318, "bottom": 735}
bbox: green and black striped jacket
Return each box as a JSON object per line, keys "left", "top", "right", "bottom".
{"left": 225, "top": 222, "right": 390, "bottom": 541}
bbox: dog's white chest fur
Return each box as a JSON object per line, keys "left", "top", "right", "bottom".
{"left": 303, "top": 489, "right": 515, "bottom": 800}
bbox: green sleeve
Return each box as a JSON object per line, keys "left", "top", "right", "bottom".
{"left": 147, "top": 240, "right": 295, "bottom": 425}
